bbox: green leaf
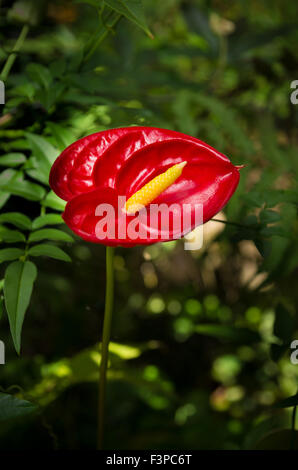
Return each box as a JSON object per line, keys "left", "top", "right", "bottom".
{"left": 26, "top": 132, "right": 58, "bottom": 162}
{"left": 7, "top": 0, "right": 40, "bottom": 26}
{"left": 26, "top": 63, "right": 53, "bottom": 90}
{"left": 1, "top": 177, "right": 46, "bottom": 201}
{"left": 28, "top": 228, "right": 73, "bottom": 243}
{"left": 46, "top": 122, "right": 74, "bottom": 150}
{"left": 0, "top": 393, "right": 37, "bottom": 422}
{"left": 261, "top": 235, "right": 289, "bottom": 274}
{"left": 0, "top": 248, "right": 24, "bottom": 263}
{"left": 243, "top": 215, "right": 259, "bottom": 227}
{"left": 0, "top": 227, "right": 26, "bottom": 243}
{"left": 0, "top": 297, "right": 3, "bottom": 322}
{"left": 34, "top": 82, "right": 66, "bottom": 112}
{"left": 28, "top": 244, "right": 71, "bottom": 262}
{"left": 0, "top": 212, "right": 32, "bottom": 230}
{"left": 0, "top": 168, "right": 17, "bottom": 186}
{"left": 242, "top": 191, "right": 264, "bottom": 208}
{"left": 4, "top": 261, "right": 37, "bottom": 354}
{"left": 105, "top": 0, "right": 153, "bottom": 37}
{"left": 74, "top": 0, "right": 101, "bottom": 7}
{"left": 0, "top": 153, "right": 26, "bottom": 167}
{"left": 254, "top": 237, "right": 272, "bottom": 258}
{"left": 32, "top": 214, "right": 63, "bottom": 230}
{"left": 190, "top": 92, "right": 254, "bottom": 156}
{"left": 182, "top": 4, "right": 218, "bottom": 53}
{"left": 10, "top": 83, "right": 36, "bottom": 101}
{"left": 260, "top": 226, "right": 288, "bottom": 238}
{"left": 49, "top": 59, "right": 66, "bottom": 78}
{"left": 259, "top": 209, "right": 281, "bottom": 224}
{"left": 0, "top": 192, "right": 10, "bottom": 209}
{"left": 26, "top": 167, "right": 49, "bottom": 185}
{"left": 30, "top": 342, "right": 144, "bottom": 405}
{"left": 275, "top": 394, "right": 298, "bottom": 408}
{"left": 42, "top": 191, "right": 66, "bottom": 211}
{"left": 229, "top": 26, "right": 296, "bottom": 61}
{"left": 26, "top": 133, "right": 58, "bottom": 180}
{"left": 195, "top": 324, "right": 260, "bottom": 343}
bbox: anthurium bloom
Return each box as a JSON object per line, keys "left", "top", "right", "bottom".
{"left": 49, "top": 127, "right": 241, "bottom": 247}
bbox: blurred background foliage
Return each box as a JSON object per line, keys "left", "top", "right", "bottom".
{"left": 0, "top": 0, "right": 298, "bottom": 450}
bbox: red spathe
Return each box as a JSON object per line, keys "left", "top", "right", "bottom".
{"left": 49, "top": 126, "right": 241, "bottom": 246}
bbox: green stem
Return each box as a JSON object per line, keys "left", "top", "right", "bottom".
{"left": 98, "top": 246, "right": 115, "bottom": 450}
{"left": 0, "top": 24, "right": 30, "bottom": 81}
{"left": 211, "top": 218, "right": 255, "bottom": 230}
{"left": 83, "top": 13, "right": 121, "bottom": 64}
{"left": 290, "top": 402, "right": 297, "bottom": 450}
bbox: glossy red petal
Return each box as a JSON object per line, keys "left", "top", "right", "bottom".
{"left": 49, "top": 127, "right": 230, "bottom": 200}
{"left": 62, "top": 164, "right": 239, "bottom": 247}
{"left": 50, "top": 126, "right": 241, "bottom": 246}
{"left": 62, "top": 188, "right": 154, "bottom": 247}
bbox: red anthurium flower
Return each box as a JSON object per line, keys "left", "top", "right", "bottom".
{"left": 49, "top": 127, "right": 241, "bottom": 247}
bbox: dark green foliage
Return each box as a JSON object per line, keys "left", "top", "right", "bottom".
{"left": 0, "top": 393, "right": 37, "bottom": 422}
{"left": 0, "top": 0, "right": 297, "bottom": 451}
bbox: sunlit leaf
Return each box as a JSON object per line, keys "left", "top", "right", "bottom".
{"left": 46, "top": 122, "right": 74, "bottom": 150}
{"left": 26, "top": 133, "right": 58, "bottom": 180}
{"left": 32, "top": 214, "right": 63, "bottom": 230}
{"left": 109, "top": 342, "right": 142, "bottom": 360}
{"left": 2, "top": 178, "right": 46, "bottom": 201}
{"left": 0, "top": 153, "right": 26, "bottom": 167}
{"left": 29, "top": 342, "right": 155, "bottom": 406}
{"left": 42, "top": 191, "right": 66, "bottom": 211}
